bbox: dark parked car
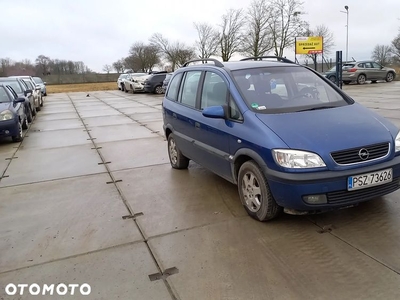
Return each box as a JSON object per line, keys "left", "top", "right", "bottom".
{"left": 9, "top": 76, "right": 43, "bottom": 110}
{"left": 163, "top": 57, "right": 400, "bottom": 222}
{"left": 0, "top": 84, "right": 28, "bottom": 142}
{"left": 144, "top": 73, "right": 167, "bottom": 94}
{"left": 162, "top": 73, "right": 174, "bottom": 93}
{"left": 0, "top": 77, "right": 36, "bottom": 122}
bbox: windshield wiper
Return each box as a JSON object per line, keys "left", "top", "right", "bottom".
{"left": 297, "top": 105, "right": 337, "bottom": 112}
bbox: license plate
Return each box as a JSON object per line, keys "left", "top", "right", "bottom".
{"left": 347, "top": 168, "right": 392, "bottom": 191}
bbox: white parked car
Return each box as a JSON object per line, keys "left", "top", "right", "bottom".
{"left": 124, "top": 73, "right": 150, "bottom": 93}
{"left": 117, "top": 74, "right": 129, "bottom": 91}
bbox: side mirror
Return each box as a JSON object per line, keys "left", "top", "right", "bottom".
{"left": 14, "top": 97, "right": 26, "bottom": 103}
{"left": 202, "top": 106, "right": 225, "bottom": 119}
{"left": 44, "top": 82, "right": 47, "bottom": 85}
{"left": 24, "top": 89, "right": 32, "bottom": 96}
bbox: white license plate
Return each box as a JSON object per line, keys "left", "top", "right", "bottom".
{"left": 347, "top": 168, "right": 393, "bottom": 191}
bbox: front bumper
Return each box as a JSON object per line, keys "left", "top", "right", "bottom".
{"left": 144, "top": 84, "right": 153, "bottom": 93}
{"left": 0, "top": 119, "right": 19, "bottom": 137}
{"left": 265, "top": 155, "right": 400, "bottom": 212}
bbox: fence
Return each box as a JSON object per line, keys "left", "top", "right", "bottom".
{"left": 43, "top": 73, "right": 120, "bottom": 85}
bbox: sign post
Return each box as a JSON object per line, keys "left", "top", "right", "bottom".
{"left": 335, "top": 51, "right": 343, "bottom": 89}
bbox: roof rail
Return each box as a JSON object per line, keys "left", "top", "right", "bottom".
{"left": 240, "top": 56, "right": 296, "bottom": 64}
{"left": 182, "top": 58, "right": 224, "bottom": 68}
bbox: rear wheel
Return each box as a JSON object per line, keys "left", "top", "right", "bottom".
{"left": 27, "top": 107, "right": 33, "bottom": 123}
{"left": 22, "top": 116, "right": 28, "bottom": 130}
{"left": 238, "top": 161, "right": 281, "bottom": 222}
{"left": 386, "top": 72, "right": 394, "bottom": 82}
{"left": 167, "top": 134, "right": 189, "bottom": 169}
{"left": 357, "top": 74, "right": 366, "bottom": 85}
{"left": 121, "top": 84, "right": 125, "bottom": 91}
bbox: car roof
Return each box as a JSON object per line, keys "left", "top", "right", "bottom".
{"left": 0, "top": 77, "right": 19, "bottom": 81}
{"left": 180, "top": 60, "right": 300, "bottom": 72}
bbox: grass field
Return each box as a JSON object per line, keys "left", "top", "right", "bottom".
{"left": 47, "top": 82, "right": 116, "bottom": 94}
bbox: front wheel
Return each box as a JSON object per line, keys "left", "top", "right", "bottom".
{"left": 328, "top": 76, "right": 337, "bottom": 84}
{"left": 386, "top": 72, "right": 394, "bottom": 82}
{"left": 167, "top": 134, "right": 189, "bottom": 169}
{"left": 154, "top": 85, "right": 163, "bottom": 94}
{"left": 238, "top": 161, "right": 281, "bottom": 221}
{"left": 12, "top": 120, "right": 23, "bottom": 142}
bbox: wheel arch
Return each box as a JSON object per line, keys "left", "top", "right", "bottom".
{"left": 232, "top": 148, "right": 269, "bottom": 184}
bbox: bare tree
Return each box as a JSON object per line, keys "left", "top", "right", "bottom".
{"left": 112, "top": 59, "right": 125, "bottom": 73}
{"left": 391, "top": 33, "right": 400, "bottom": 63}
{"left": 150, "top": 33, "right": 194, "bottom": 71}
{"left": 35, "top": 55, "right": 51, "bottom": 75}
{"left": 371, "top": 44, "right": 393, "bottom": 65}
{"left": 103, "top": 64, "right": 113, "bottom": 73}
{"left": 194, "top": 22, "right": 220, "bottom": 59}
{"left": 128, "top": 42, "right": 161, "bottom": 72}
{"left": 176, "top": 48, "right": 197, "bottom": 68}
{"left": 268, "top": 0, "right": 309, "bottom": 57}
{"left": 241, "top": 0, "right": 274, "bottom": 57}
{"left": 219, "top": 9, "right": 245, "bottom": 61}
{"left": 0, "top": 58, "right": 13, "bottom": 76}
{"left": 304, "top": 24, "right": 335, "bottom": 69}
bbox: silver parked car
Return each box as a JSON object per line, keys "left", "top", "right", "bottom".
{"left": 342, "top": 61, "right": 397, "bottom": 85}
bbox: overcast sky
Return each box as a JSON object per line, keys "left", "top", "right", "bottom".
{"left": 1, "top": 0, "right": 399, "bottom": 72}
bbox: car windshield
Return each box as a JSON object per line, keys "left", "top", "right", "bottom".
{"left": 33, "top": 77, "right": 44, "bottom": 84}
{"left": 119, "top": 74, "right": 128, "bottom": 79}
{"left": 0, "top": 81, "right": 22, "bottom": 93}
{"left": 0, "top": 87, "right": 11, "bottom": 103}
{"left": 232, "top": 66, "right": 350, "bottom": 114}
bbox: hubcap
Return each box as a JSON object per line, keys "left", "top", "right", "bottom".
{"left": 155, "top": 86, "right": 163, "bottom": 94}
{"left": 387, "top": 73, "right": 393, "bottom": 81}
{"left": 241, "top": 171, "right": 262, "bottom": 212}
{"left": 169, "top": 139, "right": 178, "bottom": 165}
{"left": 359, "top": 75, "right": 366, "bottom": 84}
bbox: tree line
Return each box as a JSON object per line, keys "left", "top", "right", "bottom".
{"left": 371, "top": 30, "right": 400, "bottom": 65}
{"left": 0, "top": 55, "right": 93, "bottom": 77}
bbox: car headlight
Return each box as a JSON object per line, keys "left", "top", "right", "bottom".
{"left": 272, "top": 149, "right": 326, "bottom": 169}
{"left": 0, "top": 110, "right": 13, "bottom": 121}
{"left": 395, "top": 131, "right": 400, "bottom": 152}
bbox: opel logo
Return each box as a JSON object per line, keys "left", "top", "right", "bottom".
{"left": 358, "top": 148, "right": 370, "bottom": 160}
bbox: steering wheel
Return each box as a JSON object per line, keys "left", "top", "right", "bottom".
{"left": 292, "top": 86, "right": 319, "bottom": 100}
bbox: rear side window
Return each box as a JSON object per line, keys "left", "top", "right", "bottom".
{"left": 179, "top": 71, "right": 202, "bottom": 108}
{"left": 166, "top": 73, "right": 183, "bottom": 101}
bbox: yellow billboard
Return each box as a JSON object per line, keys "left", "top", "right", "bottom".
{"left": 295, "top": 36, "right": 323, "bottom": 54}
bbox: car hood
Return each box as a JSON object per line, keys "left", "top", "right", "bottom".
{"left": 0, "top": 102, "right": 12, "bottom": 112}
{"left": 256, "top": 103, "right": 394, "bottom": 153}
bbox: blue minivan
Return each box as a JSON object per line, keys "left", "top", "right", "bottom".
{"left": 162, "top": 57, "right": 400, "bottom": 222}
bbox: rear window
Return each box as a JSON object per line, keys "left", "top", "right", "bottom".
{"left": 233, "top": 66, "right": 349, "bottom": 114}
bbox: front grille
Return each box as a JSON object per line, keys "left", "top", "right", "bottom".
{"left": 327, "top": 180, "right": 400, "bottom": 204}
{"left": 331, "top": 142, "right": 389, "bottom": 165}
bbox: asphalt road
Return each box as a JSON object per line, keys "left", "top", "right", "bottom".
{"left": 0, "top": 82, "right": 400, "bottom": 299}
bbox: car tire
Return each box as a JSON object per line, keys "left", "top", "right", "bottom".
{"left": 121, "top": 84, "right": 125, "bottom": 92}
{"left": 36, "top": 104, "right": 41, "bottom": 112}
{"left": 22, "top": 116, "right": 28, "bottom": 130}
{"left": 154, "top": 85, "right": 163, "bottom": 94}
{"left": 329, "top": 76, "right": 337, "bottom": 84}
{"left": 31, "top": 104, "right": 37, "bottom": 117}
{"left": 238, "top": 161, "right": 281, "bottom": 222}
{"left": 44, "top": 92, "right": 47, "bottom": 96}
{"left": 167, "top": 134, "right": 189, "bottom": 169}
{"left": 40, "top": 96, "right": 44, "bottom": 107}
{"left": 27, "top": 107, "right": 33, "bottom": 123}
{"left": 12, "top": 120, "right": 23, "bottom": 142}
{"left": 385, "top": 72, "right": 394, "bottom": 82}
{"left": 343, "top": 81, "right": 351, "bottom": 85}
{"left": 357, "top": 74, "right": 366, "bottom": 85}
{"left": 125, "top": 88, "right": 128, "bottom": 93}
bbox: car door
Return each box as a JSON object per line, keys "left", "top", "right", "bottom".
{"left": 363, "top": 62, "right": 375, "bottom": 80}
{"left": 192, "top": 71, "right": 232, "bottom": 179}
{"left": 371, "top": 62, "right": 386, "bottom": 80}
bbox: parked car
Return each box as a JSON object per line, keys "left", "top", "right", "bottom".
{"left": 162, "top": 73, "right": 174, "bottom": 93}
{"left": 32, "top": 76, "right": 47, "bottom": 96}
{"left": 341, "top": 61, "right": 397, "bottom": 85}
{"left": 162, "top": 57, "right": 400, "bottom": 222}
{"left": 117, "top": 74, "right": 129, "bottom": 91}
{"left": 0, "top": 77, "right": 36, "bottom": 122}
{"left": 9, "top": 76, "right": 43, "bottom": 110}
{"left": 0, "top": 84, "right": 28, "bottom": 142}
{"left": 123, "top": 73, "right": 147, "bottom": 93}
{"left": 144, "top": 73, "right": 167, "bottom": 94}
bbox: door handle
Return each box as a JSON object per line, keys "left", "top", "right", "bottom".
{"left": 172, "top": 113, "right": 177, "bottom": 119}
{"left": 195, "top": 122, "right": 200, "bottom": 129}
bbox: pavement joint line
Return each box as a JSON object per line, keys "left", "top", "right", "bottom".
{"left": 307, "top": 218, "right": 400, "bottom": 276}
{"left": 0, "top": 171, "right": 109, "bottom": 190}
{"left": 0, "top": 240, "right": 145, "bottom": 276}
{"left": 83, "top": 93, "right": 179, "bottom": 300}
